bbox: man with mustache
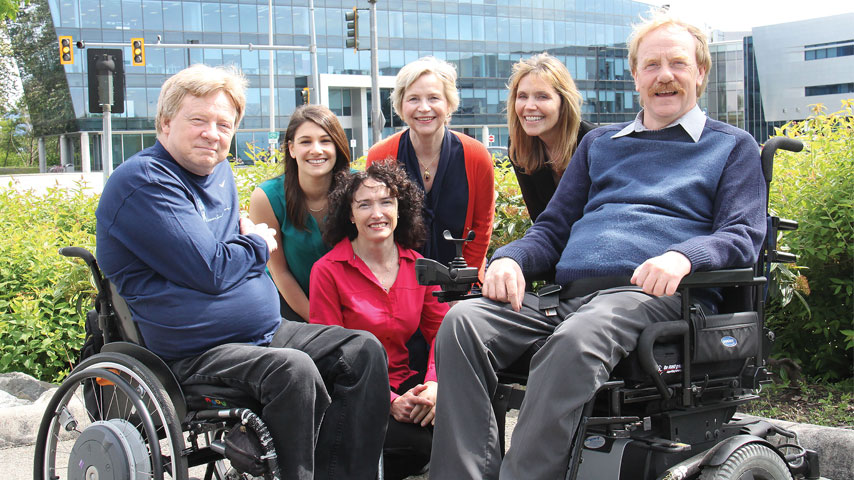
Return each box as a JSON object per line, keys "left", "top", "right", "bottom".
{"left": 430, "top": 11, "right": 766, "bottom": 480}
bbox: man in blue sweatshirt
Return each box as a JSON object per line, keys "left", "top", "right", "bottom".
{"left": 430, "top": 12, "right": 766, "bottom": 480}
{"left": 95, "top": 64, "right": 388, "bottom": 480}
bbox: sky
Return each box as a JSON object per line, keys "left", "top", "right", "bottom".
{"left": 660, "top": 0, "right": 852, "bottom": 32}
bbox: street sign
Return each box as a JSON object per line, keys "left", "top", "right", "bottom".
{"left": 268, "top": 131, "right": 279, "bottom": 145}
{"left": 488, "top": 134, "right": 495, "bottom": 143}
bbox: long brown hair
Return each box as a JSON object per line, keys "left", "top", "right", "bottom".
{"left": 507, "top": 53, "right": 583, "bottom": 174}
{"left": 282, "top": 105, "right": 351, "bottom": 231}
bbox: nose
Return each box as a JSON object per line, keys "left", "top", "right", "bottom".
{"left": 417, "top": 99, "right": 431, "bottom": 111}
{"left": 521, "top": 95, "right": 537, "bottom": 110}
{"left": 200, "top": 123, "right": 219, "bottom": 142}
{"left": 657, "top": 64, "right": 675, "bottom": 83}
{"left": 309, "top": 140, "right": 322, "bottom": 153}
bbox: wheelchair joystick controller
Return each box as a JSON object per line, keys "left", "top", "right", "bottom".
{"left": 415, "top": 230, "right": 482, "bottom": 303}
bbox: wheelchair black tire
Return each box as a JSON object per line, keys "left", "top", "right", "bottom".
{"left": 33, "top": 352, "right": 188, "bottom": 480}
{"left": 699, "top": 443, "right": 793, "bottom": 480}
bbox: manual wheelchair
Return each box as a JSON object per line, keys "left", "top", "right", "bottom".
{"left": 33, "top": 247, "right": 281, "bottom": 480}
{"left": 416, "top": 137, "right": 822, "bottom": 480}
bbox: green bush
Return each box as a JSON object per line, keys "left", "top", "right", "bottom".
{"left": 0, "top": 179, "right": 98, "bottom": 383}
{"left": 766, "top": 101, "right": 854, "bottom": 382}
{"left": 489, "top": 157, "right": 532, "bottom": 258}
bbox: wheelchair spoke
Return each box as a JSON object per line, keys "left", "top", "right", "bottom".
{"left": 35, "top": 357, "right": 188, "bottom": 480}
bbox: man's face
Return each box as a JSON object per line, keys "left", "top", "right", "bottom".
{"left": 159, "top": 91, "right": 238, "bottom": 176}
{"left": 633, "top": 25, "right": 705, "bottom": 130}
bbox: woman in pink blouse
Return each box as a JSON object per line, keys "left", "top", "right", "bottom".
{"left": 309, "top": 161, "right": 448, "bottom": 480}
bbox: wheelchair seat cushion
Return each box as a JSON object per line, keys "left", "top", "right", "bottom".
{"left": 182, "top": 383, "right": 263, "bottom": 413}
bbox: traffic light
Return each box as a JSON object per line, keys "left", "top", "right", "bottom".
{"left": 59, "top": 36, "right": 73, "bottom": 65}
{"left": 301, "top": 87, "right": 310, "bottom": 105}
{"left": 131, "top": 38, "right": 145, "bottom": 66}
{"left": 345, "top": 7, "right": 358, "bottom": 52}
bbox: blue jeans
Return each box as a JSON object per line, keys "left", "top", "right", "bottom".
{"left": 169, "top": 321, "right": 389, "bottom": 480}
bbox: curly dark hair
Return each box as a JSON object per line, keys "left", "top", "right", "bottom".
{"left": 324, "top": 161, "right": 427, "bottom": 250}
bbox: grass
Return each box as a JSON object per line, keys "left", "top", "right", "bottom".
{"left": 0, "top": 167, "right": 39, "bottom": 174}
{"left": 739, "top": 379, "right": 854, "bottom": 428}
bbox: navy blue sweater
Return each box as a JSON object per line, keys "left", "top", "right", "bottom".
{"left": 96, "top": 142, "right": 281, "bottom": 360}
{"left": 494, "top": 118, "right": 766, "bottom": 303}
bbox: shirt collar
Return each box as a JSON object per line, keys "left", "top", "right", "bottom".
{"left": 612, "top": 105, "right": 706, "bottom": 142}
{"left": 327, "top": 238, "right": 417, "bottom": 264}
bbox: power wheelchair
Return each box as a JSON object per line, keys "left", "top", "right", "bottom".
{"left": 415, "top": 137, "right": 822, "bottom": 480}
{"left": 34, "top": 247, "right": 282, "bottom": 480}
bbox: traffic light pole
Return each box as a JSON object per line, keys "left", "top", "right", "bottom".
{"left": 308, "top": 0, "right": 320, "bottom": 105}
{"left": 369, "top": 0, "right": 382, "bottom": 144}
{"left": 95, "top": 53, "right": 116, "bottom": 179}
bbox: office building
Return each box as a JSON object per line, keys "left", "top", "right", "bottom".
{"left": 10, "top": 0, "right": 654, "bottom": 171}
{"left": 703, "top": 14, "right": 854, "bottom": 143}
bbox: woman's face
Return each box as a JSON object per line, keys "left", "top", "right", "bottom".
{"left": 514, "top": 73, "right": 563, "bottom": 144}
{"left": 288, "top": 121, "right": 337, "bottom": 179}
{"left": 350, "top": 178, "right": 398, "bottom": 244}
{"left": 400, "top": 73, "right": 450, "bottom": 141}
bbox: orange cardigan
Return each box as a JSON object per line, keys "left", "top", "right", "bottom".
{"left": 367, "top": 129, "right": 495, "bottom": 279}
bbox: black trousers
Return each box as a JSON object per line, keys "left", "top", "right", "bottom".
{"left": 169, "top": 320, "right": 390, "bottom": 480}
{"left": 384, "top": 370, "right": 433, "bottom": 480}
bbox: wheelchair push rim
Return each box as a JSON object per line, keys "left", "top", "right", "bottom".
{"left": 33, "top": 355, "right": 188, "bottom": 480}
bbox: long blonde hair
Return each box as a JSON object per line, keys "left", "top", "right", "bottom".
{"left": 507, "top": 53, "right": 583, "bottom": 173}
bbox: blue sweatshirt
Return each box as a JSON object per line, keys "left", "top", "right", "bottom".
{"left": 494, "top": 117, "right": 766, "bottom": 304}
{"left": 96, "top": 142, "right": 281, "bottom": 360}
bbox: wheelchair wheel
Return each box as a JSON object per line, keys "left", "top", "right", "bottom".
{"left": 700, "top": 443, "right": 793, "bottom": 480}
{"left": 33, "top": 352, "right": 188, "bottom": 480}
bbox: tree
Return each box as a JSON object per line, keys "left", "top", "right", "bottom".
{"left": 0, "top": 0, "right": 25, "bottom": 21}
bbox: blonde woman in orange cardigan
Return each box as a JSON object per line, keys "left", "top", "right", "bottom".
{"left": 367, "top": 56, "right": 494, "bottom": 278}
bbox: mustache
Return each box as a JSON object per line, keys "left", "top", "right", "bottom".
{"left": 650, "top": 81, "right": 686, "bottom": 95}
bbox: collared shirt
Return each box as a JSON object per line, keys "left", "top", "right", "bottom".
{"left": 309, "top": 240, "right": 449, "bottom": 402}
{"left": 612, "top": 104, "right": 707, "bottom": 142}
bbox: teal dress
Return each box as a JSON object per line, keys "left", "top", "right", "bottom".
{"left": 258, "top": 175, "right": 329, "bottom": 319}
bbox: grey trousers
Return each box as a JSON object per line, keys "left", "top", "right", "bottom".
{"left": 429, "top": 287, "right": 682, "bottom": 480}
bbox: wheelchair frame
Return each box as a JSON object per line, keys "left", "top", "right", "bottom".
{"left": 33, "top": 247, "right": 282, "bottom": 480}
{"left": 415, "top": 137, "right": 821, "bottom": 479}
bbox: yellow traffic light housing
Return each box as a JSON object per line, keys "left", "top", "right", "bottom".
{"left": 59, "top": 36, "right": 73, "bottom": 65}
{"left": 301, "top": 87, "right": 310, "bottom": 105}
{"left": 131, "top": 38, "right": 145, "bottom": 66}
{"left": 345, "top": 7, "right": 358, "bottom": 52}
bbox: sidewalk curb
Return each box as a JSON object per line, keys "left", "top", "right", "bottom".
{"left": 3, "top": 382, "right": 852, "bottom": 478}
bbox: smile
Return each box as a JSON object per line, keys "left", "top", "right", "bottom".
{"left": 306, "top": 158, "right": 328, "bottom": 165}
{"left": 368, "top": 221, "right": 389, "bottom": 229}
{"left": 524, "top": 115, "right": 544, "bottom": 122}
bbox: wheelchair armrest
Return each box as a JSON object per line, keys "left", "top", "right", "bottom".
{"left": 637, "top": 320, "right": 689, "bottom": 400}
{"left": 678, "top": 268, "right": 765, "bottom": 289}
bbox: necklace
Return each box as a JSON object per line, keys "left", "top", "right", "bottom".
{"left": 352, "top": 243, "right": 399, "bottom": 291}
{"left": 417, "top": 154, "right": 440, "bottom": 181}
{"left": 307, "top": 202, "right": 327, "bottom": 213}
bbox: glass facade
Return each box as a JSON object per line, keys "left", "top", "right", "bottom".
{"left": 12, "top": 0, "right": 654, "bottom": 169}
{"left": 699, "top": 41, "right": 744, "bottom": 130}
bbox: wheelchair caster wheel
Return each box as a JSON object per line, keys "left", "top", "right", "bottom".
{"left": 68, "top": 419, "right": 152, "bottom": 480}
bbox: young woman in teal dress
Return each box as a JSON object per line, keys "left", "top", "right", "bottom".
{"left": 248, "top": 104, "right": 351, "bottom": 322}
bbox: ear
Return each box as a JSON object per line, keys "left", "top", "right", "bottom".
{"left": 696, "top": 65, "right": 706, "bottom": 91}
{"left": 288, "top": 140, "right": 296, "bottom": 159}
{"left": 161, "top": 116, "right": 171, "bottom": 135}
{"left": 632, "top": 69, "right": 640, "bottom": 93}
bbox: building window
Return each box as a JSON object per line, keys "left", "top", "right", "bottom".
{"left": 804, "top": 40, "right": 854, "bottom": 61}
{"left": 805, "top": 83, "right": 854, "bottom": 97}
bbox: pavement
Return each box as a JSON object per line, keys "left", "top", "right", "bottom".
{"left": 4, "top": 371, "right": 851, "bottom": 479}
